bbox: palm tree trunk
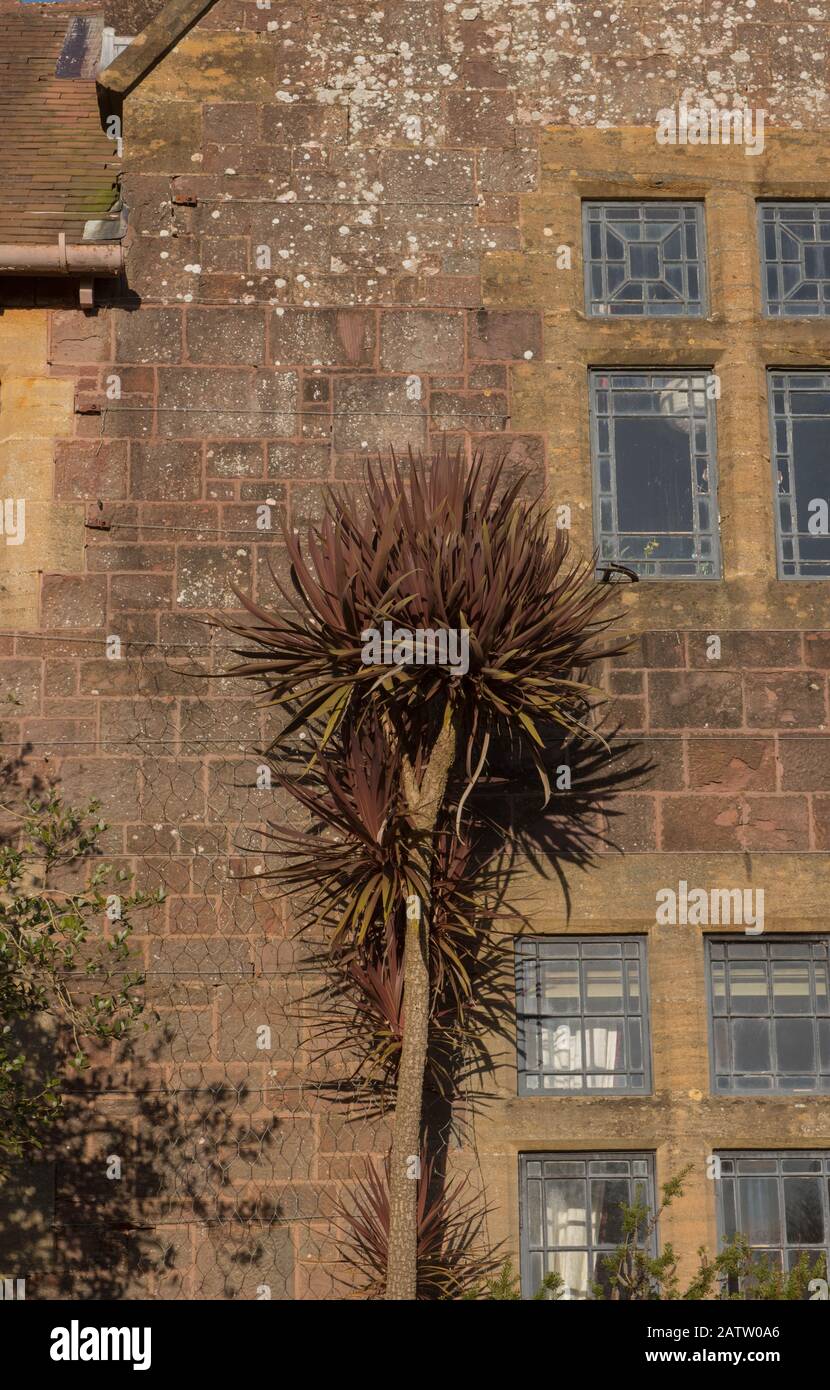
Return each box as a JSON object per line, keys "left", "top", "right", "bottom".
{"left": 384, "top": 717, "right": 457, "bottom": 1300}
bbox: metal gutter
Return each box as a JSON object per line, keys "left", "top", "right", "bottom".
{"left": 0, "top": 236, "right": 124, "bottom": 305}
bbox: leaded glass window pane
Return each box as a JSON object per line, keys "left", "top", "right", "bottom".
{"left": 768, "top": 371, "right": 830, "bottom": 578}
{"left": 584, "top": 201, "right": 707, "bottom": 316}
{"left": 590, "top": 370, "right": 721, "bottom": 578}
{"left": 716, "top": 1151, "right": 830, "bottom": 1291}
{"left": 520, "top": 1153, "right": 656, "bottom": 1299}
{"left": 516, "top": 937, "right": 651, "bottom": 1094}
{"left": 707, "top": 937, "right": 830, "bottom": 1092}
{"left": 760, "top": 202, "right": 830, "bottom": 316}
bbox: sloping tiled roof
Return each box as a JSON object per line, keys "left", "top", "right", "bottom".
{"left": 0, "top": 7, "right": 121, "bottom": 245}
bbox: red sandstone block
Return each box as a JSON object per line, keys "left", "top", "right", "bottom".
{"left": 477, "top": 194, "right": 519, "bottom": 225}
{"left": 609, "top": 670, "right": 644, "bottom": 695}
{"left": 268, "top": 443, "right": 330, "bottom": 480}
{"left": 648, "top": 671, "right": 742, "bottom": 728}
{"left": 156, "top": 367, "right": 297, "bottom": 440}
{"left": 262, "top": 102, "right": 348, "bottom": 145}
{"left": 269, "top": 309, "right": 375, "bottom": 368}
{"left": 203, "top": 102, "right": 261, "bottom": 145}
{"left": 130, "top": 441, "right": 203, "bottom": 501}
{"left": 604, "top": 695, "right": 646, "bottom": 733}
{"left": 110, "top": 574, "right": 174, "bottom": 611}
{"left": 469, "top": 364, "right": 508, "bottom": 389}
{"left": 20, "top": 719, "right": 96, "bottom": 755}
{"left": 332, "top": 375, "right": 427, "bottom": 453}
{"left": 125, "top": 235, "right": 199, "bottom": 303}
{"left": 468, "top": 308, "right": 542, "bottom": 361}
{"left": 44, "top": 663, "right": 77, "bottom": 699}
{"left": 744, "top": 672, "right": 827, "bottom": 728}
{"left": 221, "top": 499, "right": 286, "bottom": 536}
{"left": 687, "top": 738, "right": 777, "bottom": 792}
{"left": 737, "top": 795, "right": 811, "bottom": 850}
{"left": 611, "top": 631, "right": 686, "bottom": 670}
{"left": 288, "top": 484, "right": 328, "bottom": 529}
{"left": 204, "top": 143, "right": 292, "bottom": 177}
{"left": 687, "top": 631, "right": 803, "bottom": 668}
{"left": 139, "top": 758, "right": 207, "bottom": 823}
{"left": 199, "top": 237, "right": 249, "bottom": 274}
{"left": 601, "top": 794, "right": 657, "bottom": 851}
{"left": 444, "top": 90, "right": 516, "bottom": 147}
{"left": 58, "top": 757, "right": 140, "bottom": 819}
{"left": 661, "top": 794, "right": 808, "bottom": 851}
{"left": 114, "top": 308, "right": 183, "bottom": 364}
{"left": 379, "top": 149, "right": 475, "bottom": 204}
{"left": 41, "top": 575, "right": 107, "bottom": 630}
{"left": 607, "top": 736, "right": 685, "bottom": 791}
{"left": 86, "top": 544, "right": 175, "bottom": 573}
{"left": 805, "top": 632, "right": 830, "bottom": 670}
{"left": 779, "top": 736, "right": 830, "bottom": 791}
{"left": 238, "top": 482, "right": 287, "bottom": 506}
{"left": 186, "top": 307, "right": 266, "bottom": 366}
{"left": 0, "top": 660, "right": 42, "bottom": 715}
{"left": 175, "top": 545, "right": 253, "bottom": 608}
{"left": 54, "top": 440, "right": 128, "bottom": 501}
{"left": 50, "top": 310, "right": 110, "bottom": 365}
{"left": 79, "top": 658, "right": 140, "bottom": 695}
{"left": 477, "top": 147, "right": 538, "bottom": 193}
{"left": 379, "top": 310, "right": 464, "bottom": 373}
{"left": 207, "top": 441, "right": 265, "bottom": 478}
{"left": 430, "top": 390, "right": 508, "bottom": 432}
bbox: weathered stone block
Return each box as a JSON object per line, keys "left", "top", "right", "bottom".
{"left": 206, "top": 441, "right": 265, "bottom": 478}
{"left": 156, "top": 368, "right": 297, "bottom": 438}
{"left": 445, "top": 90, "right": 516, "bottom": 147}
{"left": 115, "top": 308, "right": 183, "bottom": 364}
{"left": 687, "top": 738, "right": 777, "bottom": 793}
{"left": 379, "top": 150, "right": 475, "bottom": 205}
{"left": 269, "top": 309, "right": 374, "bottom": 368}
{"left": 41, "top": 575, "right": 107, "bottom": 630}
{"left": 744, "top": 673, "right": 826, "bottom": 729}
{"left": 54, "top": 441, "right": 128, "bottom": 501}
{"left": 779, "top": 737, "right": 830, "bottom": 791}
{"left": 176, "top": 545, "right": 253, "bottom": 608}
{"left": 379, "top": 310, "right": 464, "bottom": 372}
{"left": 130, "top": 441, "right": 203, "bottom": 500}
{"left": 332, "top": 376, "right": 427, "bottom": 453}
{"left": 648, "top": 672, "right": 743, "bottom": 729}
{"left": 468, "top": 309, "right": 542, "bottom": 361}
{"left": 430, "top": 390, "right": 508, "bottom": 432}
{"left": 124, "top": 99, "right": 202, "bottom": 173}
{"left": 186, "top": 308, "right": 266, "bottom": 365}
{"left": 50, "top": 311, "right": 110, "bottom": 366}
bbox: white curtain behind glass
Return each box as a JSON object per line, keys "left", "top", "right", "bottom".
{"left": 547, "top": 1182, "right": 590, "bottom": 1299}
{"left": 543, "top": 1022, "right": 619, "bottom": 1088}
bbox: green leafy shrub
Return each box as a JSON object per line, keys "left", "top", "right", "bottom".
{"left": 0, "top": 792, "right": 160, "bottom": 1179}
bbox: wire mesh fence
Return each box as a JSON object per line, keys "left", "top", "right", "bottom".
{"left": 0, "top": 628, "right": 487, "bottom": 1300}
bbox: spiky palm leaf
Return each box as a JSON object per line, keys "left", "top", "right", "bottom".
{"left": 221, "top": 446, "right": 627, "bottom": 804}
{"left": 334, "top": 1154, "right": 498, "bottom": 1299}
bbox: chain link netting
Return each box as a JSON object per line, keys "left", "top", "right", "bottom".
{"left": 0, "top": 628, "right": 486, "bottom": 1300}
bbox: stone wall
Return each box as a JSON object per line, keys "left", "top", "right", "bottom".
{"left": 1, "top": 0, "right": 829, "bottom": 1296}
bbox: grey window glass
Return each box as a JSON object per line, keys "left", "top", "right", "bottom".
{"left": 760, "top": 203, "right": 830, "bottom": 316}
{"left": 515, "top": 937, "right": 650, "bottom": 1094}
{"left": 708, "top": 937, "right": 830, "bottom": 1092}
{"left": 590, "top": 371, "right": 720, "bottom": 578}
{"left": 520, "top": 1153, "right": 656, "bottom": 1299}
{"left": 717, "top": 1152, "right": 830, "bottom": 1282}
{"left": 583, "top": 202, "right": 707, "bottom": 317}
{"left": 769, "top": 371, "right": 830, "bottom": 579}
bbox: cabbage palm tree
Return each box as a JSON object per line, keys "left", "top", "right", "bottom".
{"left": 221, "top": 445, "right": 626, "bottom": 1299}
